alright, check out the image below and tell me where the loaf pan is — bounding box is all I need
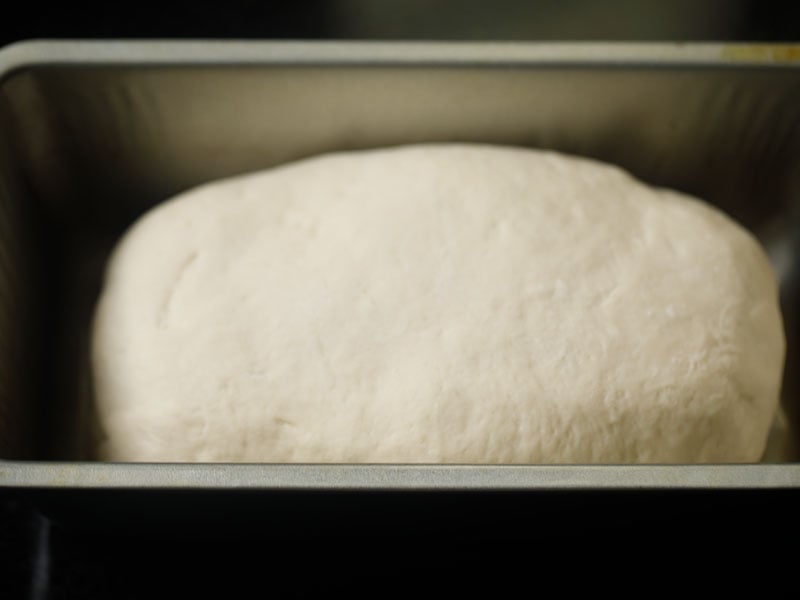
[0,41,799,501]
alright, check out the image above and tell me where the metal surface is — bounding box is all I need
[3,462,800,490]
[0,40,799,490]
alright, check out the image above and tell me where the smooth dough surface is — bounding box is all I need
[91,144,785,463]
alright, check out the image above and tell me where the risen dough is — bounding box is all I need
[91,144,785,463]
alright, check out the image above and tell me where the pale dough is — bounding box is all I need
[90,144,785,463]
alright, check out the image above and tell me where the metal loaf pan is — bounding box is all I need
[0,42,799,530]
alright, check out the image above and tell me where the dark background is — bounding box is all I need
[0,0,799,46]
[2,2,799,598]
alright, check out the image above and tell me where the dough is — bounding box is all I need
[91,143,785,463]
